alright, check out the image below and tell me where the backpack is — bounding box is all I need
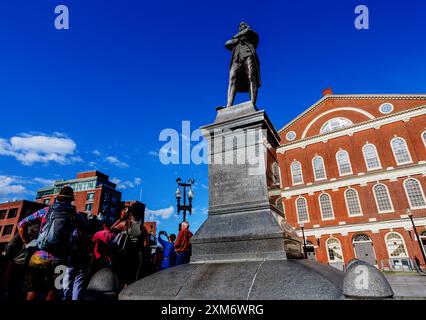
[111,229,130,255]
[36,203,77,257]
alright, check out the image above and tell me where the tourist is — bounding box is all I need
[174,221,193,265]
[63,212,89,301]
[158,231,176,270]
[90,219,116,275]
[17,186,84,300]
[151,246,163,272]
[111,204,148,287]
[2,223,39,300]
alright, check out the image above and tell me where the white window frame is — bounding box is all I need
[422,131,426,149]
[291,160,304,185]
[320,117,353,134]
[86,192,95,202]
[373,183,394,214]
[344,188,363,217]
[85,203,93,213]
[295,196,310,223]
[318,193,335,220]
[275,198,286,218]
[379,103,394,114]
[312,156,327,181]
[278,166,283,188]
[362,143,382,171]
[336,149,353,176]
[326,237,343,262]
[385,232,408,258]
[403,178,426,210]
[390,136,413,165]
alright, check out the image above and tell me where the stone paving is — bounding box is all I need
[385,273,426,299]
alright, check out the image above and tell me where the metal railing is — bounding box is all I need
[379,258,420,272]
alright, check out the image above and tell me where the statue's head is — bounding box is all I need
[239,22,249,31]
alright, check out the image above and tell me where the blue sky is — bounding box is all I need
[0,0,425,235]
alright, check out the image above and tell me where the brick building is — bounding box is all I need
[36,171,122,221]
[276,90,426,271]
[0,200,46,251]
[144,221,157,237]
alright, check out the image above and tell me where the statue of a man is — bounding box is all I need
[225,22,261,107]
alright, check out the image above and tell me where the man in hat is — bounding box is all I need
[18,186,87,300]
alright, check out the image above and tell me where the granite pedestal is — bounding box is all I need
[119,102,346,300]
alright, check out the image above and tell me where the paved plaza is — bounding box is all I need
[385,273,426,299]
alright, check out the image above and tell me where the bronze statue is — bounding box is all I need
[225,22,261,107]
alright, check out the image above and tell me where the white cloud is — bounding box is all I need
[0,133,78,166]
[34,178,56,186]
[0,175,33,202]
[111,177,142,190]
[105,156,129,169]
[91,150,130,169]
[148,150,159,157]
[88,161,98,168]
[145,206,174,220]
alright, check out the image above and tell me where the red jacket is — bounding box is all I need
[174,229,193,252]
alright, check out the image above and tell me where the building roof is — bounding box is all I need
[277,93,426,134]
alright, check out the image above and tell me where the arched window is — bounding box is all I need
[404,178,426,209]
[373,183,394,213]
[391,137,412,165]
[319,193,334,220]
[422,131,426,148]
[291,161,303,185]
[320,118,353,134]
[271,162,281,186]
[296,197,309,223]
[275,198,286,220]
[385,232,408,258]
[345,188,363,216]
[362,144,381,170]
[353,233,372,243]
[326,238,343,262]
[336,150,352,176]
[312,156,326,181]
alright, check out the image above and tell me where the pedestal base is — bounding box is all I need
[119,260,344,300]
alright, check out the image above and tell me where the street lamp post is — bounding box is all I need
[175,178,194,230]
[407,208,426,268]
[300,223,307,259]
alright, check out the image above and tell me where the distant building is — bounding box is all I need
[145,221,157,237]
[36,171,122,221]
[0,200,46,252]
[119,200,146,221]
[276,89,426,271]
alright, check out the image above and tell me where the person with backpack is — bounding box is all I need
[17,186,84,300]
[111,204,148,287]
[62,211,89,301]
